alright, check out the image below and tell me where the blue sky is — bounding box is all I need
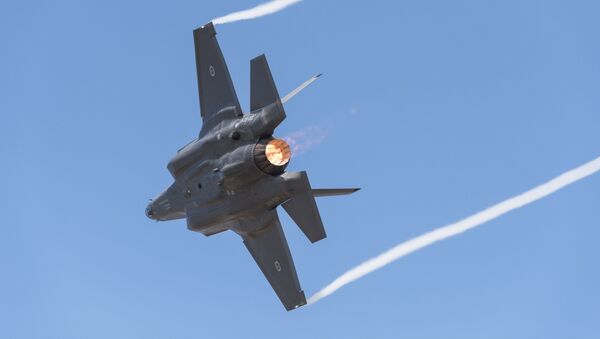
[2,0,599,338]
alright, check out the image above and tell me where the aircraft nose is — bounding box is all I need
[145,202,155,220]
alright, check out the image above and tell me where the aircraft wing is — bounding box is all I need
[241,211,307,311]
[193,22,241,125]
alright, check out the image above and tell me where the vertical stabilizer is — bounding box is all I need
[282,172,326,243]
[250,54,282,112]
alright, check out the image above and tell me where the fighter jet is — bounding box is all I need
[145,22,358,311]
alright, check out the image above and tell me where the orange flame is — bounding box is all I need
[265,139,291,166]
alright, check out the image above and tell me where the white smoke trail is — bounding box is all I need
[212,0,303,25]
[308,155,600,305]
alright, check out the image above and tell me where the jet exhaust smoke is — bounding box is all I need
[283,126,327,155]
[308,155,600,305]
[212,0,303,25]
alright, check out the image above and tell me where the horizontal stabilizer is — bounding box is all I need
[282,172,326,243]
[313,188,360,197]
[282,73,321,104]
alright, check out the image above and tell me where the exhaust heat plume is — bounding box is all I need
[308,155,600,305]
[283,126,327,155]
[212,0,303,25]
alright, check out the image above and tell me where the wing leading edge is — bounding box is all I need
[241,211,307,311]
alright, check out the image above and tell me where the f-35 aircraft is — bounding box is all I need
[146,22,358,310]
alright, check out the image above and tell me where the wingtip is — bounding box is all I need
[195,21,216,36]
[284,291,308,311]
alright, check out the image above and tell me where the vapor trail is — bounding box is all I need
[308,156,600,305]
[212,0,302,25]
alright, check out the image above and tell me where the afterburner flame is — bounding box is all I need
[265,139,291,166]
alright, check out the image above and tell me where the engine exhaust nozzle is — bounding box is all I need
[254,138,291,175]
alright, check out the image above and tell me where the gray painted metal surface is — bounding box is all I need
[146,22,358,311]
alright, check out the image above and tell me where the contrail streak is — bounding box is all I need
[212,0,303,25]
[308,155,600,305]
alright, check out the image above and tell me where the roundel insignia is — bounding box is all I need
[209,65,215,77]
[274,260,281,272]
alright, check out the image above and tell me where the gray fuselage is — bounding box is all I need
[145,104,302,237]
